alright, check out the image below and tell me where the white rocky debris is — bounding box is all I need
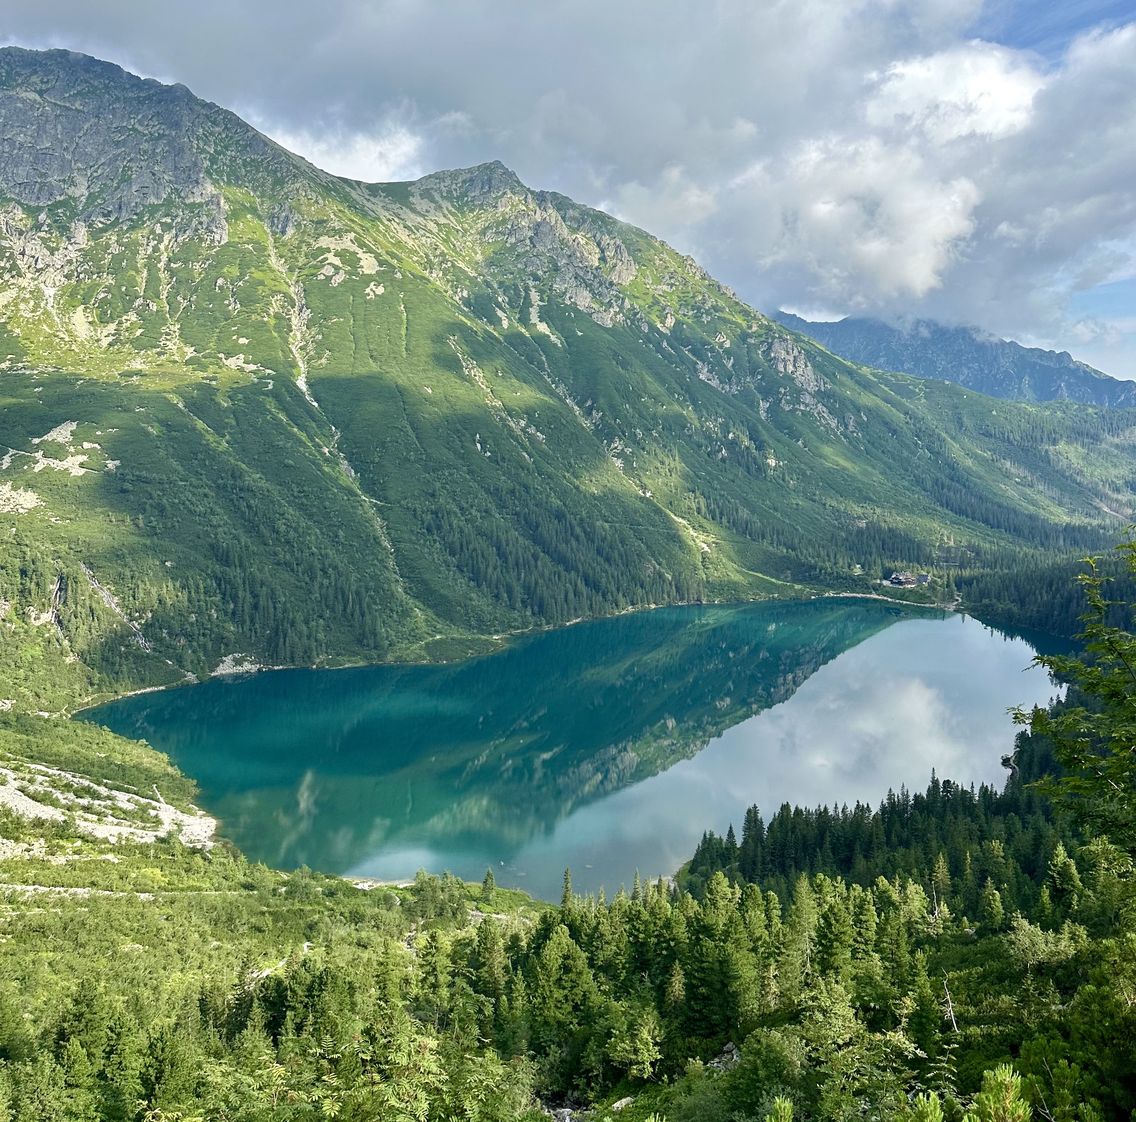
[0,760,216,849]
[31,420,78,446]
[526,285,562,345]
[315,234,382,275]
[708,1041,741,1072]
[221,353,267,373]
[212,652,264,676]
[0,482,40,513]
[31,451,90,475]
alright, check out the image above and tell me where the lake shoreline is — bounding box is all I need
[73,588,952,717]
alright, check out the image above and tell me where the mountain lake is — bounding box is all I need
[83,599,1062,900]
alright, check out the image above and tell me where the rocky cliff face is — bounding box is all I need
[774,311,1136,407]
[0,47,311,229]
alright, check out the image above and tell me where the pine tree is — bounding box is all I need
[932,852,953,915]
[980,879,1006,933]
[740,805,764,881]
[909,1092,946,1122]
[815,893,854,981]
[1013,545,1136,854]
[665,962,686,1009]
[416,931,451,1031]
[1047,843,1082,909]
[964,1065,1032,1122]
[907,953,942,1058]
[765,1097,794,1122]
[850,888,879,958]
[474,921,508,1009]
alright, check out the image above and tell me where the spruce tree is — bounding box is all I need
[980,879,1006,933]
[1013,545,1136,854]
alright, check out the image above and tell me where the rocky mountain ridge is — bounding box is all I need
[774,311,1136,407]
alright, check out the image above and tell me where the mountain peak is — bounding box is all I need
[0,45,194,106]
[0,45,303,225]
[411,159,527,202]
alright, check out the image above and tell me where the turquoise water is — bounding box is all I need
[84,600,1058,900]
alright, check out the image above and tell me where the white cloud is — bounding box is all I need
[865,43,1044,143]
[268,124,425,183]
[606,165,719,247]
[747,137,981,301]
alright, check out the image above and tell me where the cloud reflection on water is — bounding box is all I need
[348,616,1059,898]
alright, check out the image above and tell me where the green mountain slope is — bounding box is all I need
[2,47,1136,710]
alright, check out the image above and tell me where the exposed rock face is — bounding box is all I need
[452,180,643,328]
[598,233,637,284]
[708,1041,741,1072]
[775,311,1136,407]
[413,159,525,204]
[762,334,823,394]
[0,46,302,230]
[0,49,208,217]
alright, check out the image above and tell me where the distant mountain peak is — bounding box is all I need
[774,311,1135,407]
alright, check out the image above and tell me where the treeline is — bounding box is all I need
[684,490,943,587]
[419,480,704,624]
[958,549,1136,639]
[683,731,1070,910]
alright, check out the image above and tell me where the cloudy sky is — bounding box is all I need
[4,0,1135,375]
